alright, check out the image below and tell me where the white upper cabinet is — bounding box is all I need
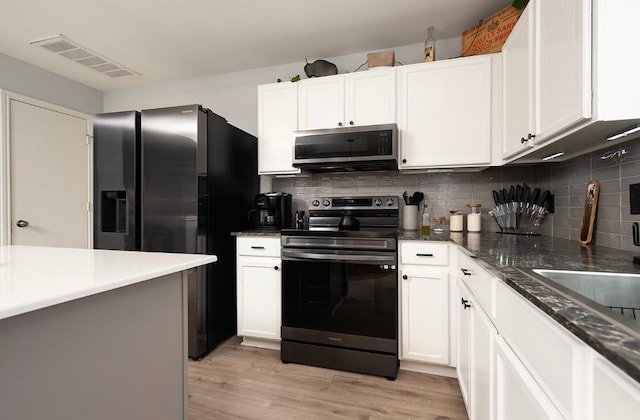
[502,0,640,163]
[298,68,396,130]
[535,0,591,144]
[344,68,396,127]
[257,82,300,175]
[502,4,536,159]
[503,0,591,159]
[397,55,495,169]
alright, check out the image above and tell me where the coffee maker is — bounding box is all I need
[252,192,293,230]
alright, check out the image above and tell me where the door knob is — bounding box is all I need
[16,220,29,228]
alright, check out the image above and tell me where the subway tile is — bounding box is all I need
[598,179,621,194]
[598,205,621,221]
[593,232,622,250]
[594,219,622,235]
[598,193,621,207]
[592,166,621,182]
[621,160,640,179]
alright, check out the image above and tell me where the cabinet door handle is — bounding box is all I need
[274,266,279,271]
[461,298,471,309]
[349,121,354,126]
[416,253,434,257]
[338,122,343,127]
[402,275,408,280]
[528,133,536,140]
[460,268,471,276]
[250,246,265,249]
[520,137,528,144]
[402,158,407,164]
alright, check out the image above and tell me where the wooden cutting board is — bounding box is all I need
[579,180,600,245]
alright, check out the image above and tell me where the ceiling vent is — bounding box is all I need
[29,34,140,79]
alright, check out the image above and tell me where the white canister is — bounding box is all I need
[403,205,419,230]
[450,210,463,232]
[467,203,482,232]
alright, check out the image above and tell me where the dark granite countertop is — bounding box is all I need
[444,232,640,383]
[232,230,281,237]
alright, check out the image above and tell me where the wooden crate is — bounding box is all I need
[367,51,395,68]
[462,5,524,57]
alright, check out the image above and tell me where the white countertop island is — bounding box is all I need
[0,245,216,420]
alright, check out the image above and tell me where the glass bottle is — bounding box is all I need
[424,26,436,62]
[421,204,431,235]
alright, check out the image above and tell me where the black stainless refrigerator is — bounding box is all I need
[94,104,259,359]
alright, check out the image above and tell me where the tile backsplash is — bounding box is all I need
[272,138,640,251]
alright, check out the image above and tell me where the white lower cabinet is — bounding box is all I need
[236,237,281,347]
[494,336,563,420]
[399,241,452,366]
[592,354,640,419]
[457,279,496,420]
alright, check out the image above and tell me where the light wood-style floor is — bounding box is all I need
[188,337,468,420]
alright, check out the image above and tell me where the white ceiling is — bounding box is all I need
[0,0,512,92]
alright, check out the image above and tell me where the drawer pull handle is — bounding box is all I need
[402,275,408,280]
[416,253,434,257]
[250,246,265,249]
[461,298,471,309]
[460,268,471,276]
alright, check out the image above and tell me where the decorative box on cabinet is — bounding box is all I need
[298,68,396,130]
[257,82,300,175]
[236,236,281,349]
[399,241,454,369]
[397,54,500,169]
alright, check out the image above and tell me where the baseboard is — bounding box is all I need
[400,360,457,378]
[240,336,281,350]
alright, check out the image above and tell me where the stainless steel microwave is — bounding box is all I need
[292,123,398,173]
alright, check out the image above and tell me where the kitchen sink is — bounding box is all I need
[532,269,640,326]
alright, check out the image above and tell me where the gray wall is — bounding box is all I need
[0,53,103,114]
[273,137,640,252]
[103,38,463,137]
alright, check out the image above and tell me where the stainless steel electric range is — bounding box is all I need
[280,196,399,380]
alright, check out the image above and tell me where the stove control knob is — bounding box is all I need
[323,199,331,207]
[373,198,383,207]
[386,198,395,206]
[311,199,320,207]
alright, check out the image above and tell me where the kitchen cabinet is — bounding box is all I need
[592,353,640,419]
[236,236,281,348]
[494,336,563,419]
[456,255,496,420]
[397,55,495,169]
[257,82,300,175]
[298,68,396,130]
[494,278,587,419]
[502,0,591,160]
[399,241,452,365]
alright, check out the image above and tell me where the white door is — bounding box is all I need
[298,75,345,130]
[345,68,396,126]
[237,257,281,340]
[7,97,91,248]
[401,267,450,364]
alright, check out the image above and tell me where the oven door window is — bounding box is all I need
[282,259,397,339]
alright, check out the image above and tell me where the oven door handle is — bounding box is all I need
[282,250,396,265]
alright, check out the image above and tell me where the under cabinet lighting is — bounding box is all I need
[542,152,565,161]
[607,124,640,141]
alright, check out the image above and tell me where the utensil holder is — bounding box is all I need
[403,205,419,230]
[488,202,548,236]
